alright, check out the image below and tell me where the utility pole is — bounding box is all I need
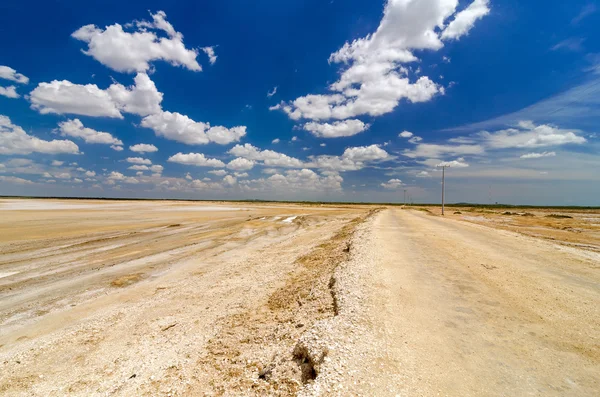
[437,164,450,216]
[442,166,445,215]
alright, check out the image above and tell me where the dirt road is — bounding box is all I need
[366,209,599,396]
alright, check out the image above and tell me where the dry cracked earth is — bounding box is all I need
[0,199,598,396]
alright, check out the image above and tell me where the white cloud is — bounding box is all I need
[228,143,304,168]
[208,169,228,176]
[51,160,64,166]
[0,86,20,99]
[0,175,34,185]
[399,130,413,138]
[404,143,484,158]
[58,119,123,146]
[85,170,96,177]
[320,143,326,147]
[0,115,80,155]
[479,121,587,148]
[0,65,29,84]
[416,170,431,177]
[303,119,369,138]
[381,179,403,189]
[72,11,201,73]
[30,73,162,118]
[126,157,151,165]
[441,0,491,40]
[30,80,122,118]
[106,73,163,116]
[185,172,192,180]
[227,157,255,171]
[291,136,298,142]
[408,136,423,143]
[107,171,139,184]
[129,165,149,171]
[274,0,490,123]
[271,138,280,144]
[520,151,556,159]
[202,46,217,65]
[167,152,225,167]
[73,178,83,184]
[111,145,124,151]
[150,164,163,174]
[234,172,249,178]
[244,169,343,192]
[130,143,158,153]
[342,144,390,162]
[223,175,237,186]
[309,144,391,172]
[141,110,246,145]
[267,86,278,98]
[437,158,469,167]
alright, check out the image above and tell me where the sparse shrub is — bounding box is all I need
[545,214,573,219]
[454,211,462,214]
[521,213,535,217]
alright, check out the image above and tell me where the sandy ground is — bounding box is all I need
[1,200,599,396]
[0,199,368,396]
[424,206,600,253]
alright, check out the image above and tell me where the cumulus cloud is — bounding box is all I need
[111,145,124,151]
[436,158,469,167]
[242,169,343,192]
[271,138,280,144]
[520,151,556,159]
[0,65,29,84]
[167,152,225,167]
[381,179,403,189]
[107,171,139,184]
[72,11,201,73]
[227,157,255,171]
[29,73,162,118]
[309,144,391,172]
[128,165,149,171]
[416,170,431,177]
[267,86,278,98]
[141,110,246,145]
[208,169,228,176]
[303,119,369,138]
[126,157,152,165]
[202,46,217,65]
[399,130,414,138]
[0,115,80,155]
[0,86,20,99]
[228,143,304,168]
[441,0,491,40]
[57,119,123,146]
[30,80,122,118]
[223,174,237,186]
[130,143,158,153]
[273,0,489,123]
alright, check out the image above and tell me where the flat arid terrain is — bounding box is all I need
[0,199,599,396]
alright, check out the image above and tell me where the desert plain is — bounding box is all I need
[0,198,598,396]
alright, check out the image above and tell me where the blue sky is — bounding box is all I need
[1,0,599,205]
